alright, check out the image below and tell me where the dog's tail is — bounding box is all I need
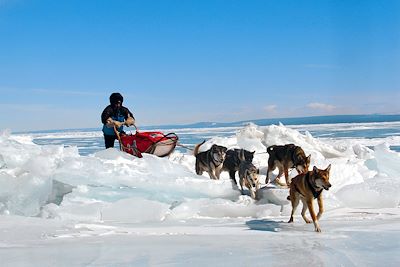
[267,145,276,154]
[193,140,206,156]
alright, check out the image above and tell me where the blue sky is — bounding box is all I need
[1,0,399,131]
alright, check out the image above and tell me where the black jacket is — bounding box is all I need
[101,105,134,124]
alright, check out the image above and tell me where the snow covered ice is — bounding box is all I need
[0,123,399,266]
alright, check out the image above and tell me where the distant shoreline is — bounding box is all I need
[16,114,400,134]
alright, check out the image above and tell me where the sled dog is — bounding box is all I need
[266,144,310,186]
[194,140,227,180]
[287,164,331,232]
[222,148,255,184]
[238,149,260,199]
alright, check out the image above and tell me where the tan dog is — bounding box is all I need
[288,164,331,232]
[266,144,311,186]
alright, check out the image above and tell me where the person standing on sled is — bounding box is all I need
[101,92,135,148]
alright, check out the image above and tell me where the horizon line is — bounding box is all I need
[12,113,400,134]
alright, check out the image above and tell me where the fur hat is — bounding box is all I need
[109,92,123,105]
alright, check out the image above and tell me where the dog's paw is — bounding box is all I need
[315,226,322,233]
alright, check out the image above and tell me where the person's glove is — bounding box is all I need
[114,121,123,128]
[125,117,135,126]
[105,118,114,128]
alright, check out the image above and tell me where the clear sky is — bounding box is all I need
[1,0,399,132]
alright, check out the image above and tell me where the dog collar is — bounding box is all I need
[306,173,322,199]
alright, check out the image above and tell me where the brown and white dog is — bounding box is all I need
[287,164,332,232]
[193,140,227,180]
[266,144,311,186]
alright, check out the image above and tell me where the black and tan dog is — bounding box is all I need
[287,164,331,232]
[193,140,227,180]
[266,144,311,186]
[238,149,260,199]
[222,148,255,184]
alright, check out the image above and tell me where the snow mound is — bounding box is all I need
[1,123,399,222]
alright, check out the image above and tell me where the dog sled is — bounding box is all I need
[114,126,178,158]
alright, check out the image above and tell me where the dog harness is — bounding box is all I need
[294,173,322,199]
[306,173,323,199]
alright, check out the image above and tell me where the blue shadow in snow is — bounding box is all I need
[246,219,287,232]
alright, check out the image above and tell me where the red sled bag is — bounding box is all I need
[117,130,178,158]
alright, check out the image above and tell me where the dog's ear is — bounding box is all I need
[307,155,311,162]
[210,144,217,152]
[267,145,275,153]
[251,151,255,155]
[313,166,318,174]
[325,164,331,173]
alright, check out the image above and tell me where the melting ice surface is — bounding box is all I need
[1,123,400,266]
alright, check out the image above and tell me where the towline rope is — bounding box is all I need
[176,143,195,151]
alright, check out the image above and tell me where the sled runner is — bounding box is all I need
[114,126,178,158]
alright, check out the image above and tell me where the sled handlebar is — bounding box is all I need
[113,122,138,143]
[129,123,138,131]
